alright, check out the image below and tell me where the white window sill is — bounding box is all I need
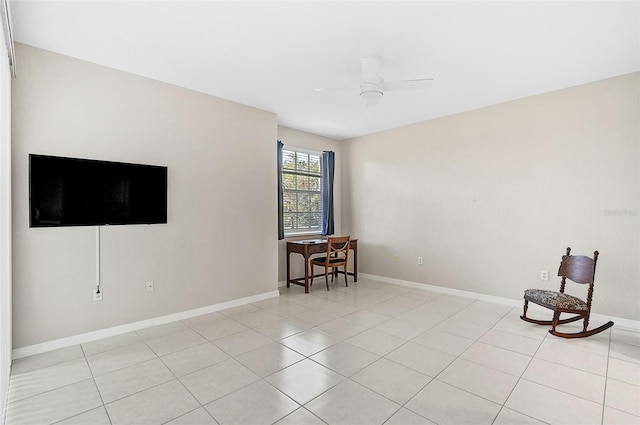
[284,230,322,239]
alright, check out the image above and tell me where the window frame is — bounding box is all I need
[281,146,323,237]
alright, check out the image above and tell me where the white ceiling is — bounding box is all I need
[8,1,640,140]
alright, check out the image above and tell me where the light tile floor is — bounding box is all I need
[5,278,640,425]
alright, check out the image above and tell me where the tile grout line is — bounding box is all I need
[491,314,552,425]
[64,344,113,425]
[154,344,217,425]
[354,298,511,423]
[265,289,429,423]
[600,328,612,425]
[411,304,517,423]
[6,281,638,425]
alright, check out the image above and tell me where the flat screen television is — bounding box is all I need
[29,154,168,227]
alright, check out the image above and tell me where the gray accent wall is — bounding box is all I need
[12,44,278,348]
[342,72,640,321]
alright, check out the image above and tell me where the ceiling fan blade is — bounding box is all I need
[313,86,355,93]
[383,78,434,91]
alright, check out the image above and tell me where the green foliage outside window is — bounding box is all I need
[282,149,322,233]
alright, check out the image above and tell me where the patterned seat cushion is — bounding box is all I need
[524,289,588,311]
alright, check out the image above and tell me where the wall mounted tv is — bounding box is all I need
[29,154,168,227]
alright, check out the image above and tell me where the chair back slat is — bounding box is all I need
[322,236,349,264]
[557,253,597,284]
[310,236,352,291]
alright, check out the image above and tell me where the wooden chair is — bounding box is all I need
[310,236,350,291]
[520,247,613,338]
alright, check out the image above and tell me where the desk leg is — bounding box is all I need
[304,252,309,293]
[286,249,291,288]
[354,246,358,282]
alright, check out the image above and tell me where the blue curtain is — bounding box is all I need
[277,141,284,240]
[321,151,335,236]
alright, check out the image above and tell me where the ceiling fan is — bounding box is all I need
[315,55,434,106]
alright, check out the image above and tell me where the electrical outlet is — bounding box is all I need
[93,288,102,301]
[418,256,423,265]
[146,280,154,292]
[540,270,549,281]
[394,255,400,263]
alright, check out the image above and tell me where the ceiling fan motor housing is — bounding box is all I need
[360,78,384,106]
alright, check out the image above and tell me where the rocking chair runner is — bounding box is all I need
[520,247,614,338]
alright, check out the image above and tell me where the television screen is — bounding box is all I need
[29,154,168,227]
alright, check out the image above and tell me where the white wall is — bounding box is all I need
[276,126,343,284]
[0,26,12,425]
[343,73,640,321]
[12,44,279,348]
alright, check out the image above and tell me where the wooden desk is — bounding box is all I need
[286,239,358,293]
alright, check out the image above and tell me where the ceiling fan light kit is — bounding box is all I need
[360,89,383,106]
[360,80,384,106]
[316,54,434,107]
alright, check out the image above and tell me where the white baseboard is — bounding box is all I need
[16,275,637,360]
[360,273,640,331]
[12,290,280,360]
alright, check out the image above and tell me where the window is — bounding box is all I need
[281,148,322,235]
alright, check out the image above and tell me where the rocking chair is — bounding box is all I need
[520,247,614,338]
